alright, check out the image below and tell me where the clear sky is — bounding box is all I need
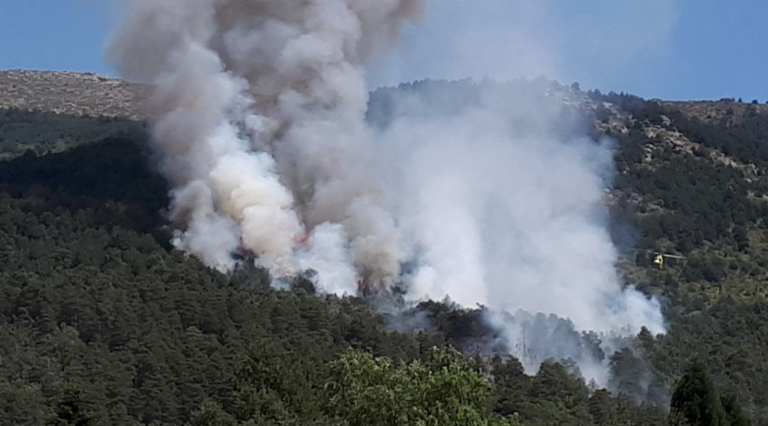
[0,1,766,102]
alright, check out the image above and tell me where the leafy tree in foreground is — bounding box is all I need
[721,393,751,426]
[324,347,518,426]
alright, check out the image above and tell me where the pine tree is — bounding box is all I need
[46,385,97,426]
[588,389,613,426]
[721,393,750,426]
[669,360,725,426]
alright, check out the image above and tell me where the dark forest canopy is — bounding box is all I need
[2,78,768,425]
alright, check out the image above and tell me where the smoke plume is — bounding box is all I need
[107,1,667,385]
[107,0,424,293]
[368,80,664,335]
[366,79,665,387]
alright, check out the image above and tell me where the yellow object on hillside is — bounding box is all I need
[653,253,686,269]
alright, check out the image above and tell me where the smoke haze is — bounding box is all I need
[106,1,670,385]
[366,80,665,386]
[369,0,679,96]
[368,81,664,335]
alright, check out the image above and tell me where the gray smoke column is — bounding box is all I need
[106,0,424,293]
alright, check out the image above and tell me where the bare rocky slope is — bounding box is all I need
[0,69,150,120]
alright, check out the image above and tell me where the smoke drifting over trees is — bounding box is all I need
[106,0,665,384]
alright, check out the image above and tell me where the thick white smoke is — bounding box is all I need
[107,1,666,385]
[374,83,665,335]
[367,80,665,384]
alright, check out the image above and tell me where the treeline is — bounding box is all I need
[0,107,146,160]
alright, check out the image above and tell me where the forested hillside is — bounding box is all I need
[0,108,145,160]
[1,77,767,425]
[594,89,768,423]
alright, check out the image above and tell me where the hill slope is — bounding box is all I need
[0,70,150,119]
[2,72,767,425]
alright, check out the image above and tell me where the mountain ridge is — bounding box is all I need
[0,69,150,120]
[2,69,768,425]
[3,69,762,120]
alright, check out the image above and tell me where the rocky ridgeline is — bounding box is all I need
[0,69,151,120]
[658,98,768,125]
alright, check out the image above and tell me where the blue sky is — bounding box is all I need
[0,1,766,101]
[0,1,113,74]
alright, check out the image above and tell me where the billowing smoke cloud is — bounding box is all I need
[106,1,667,386]
[106,0,424,293]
